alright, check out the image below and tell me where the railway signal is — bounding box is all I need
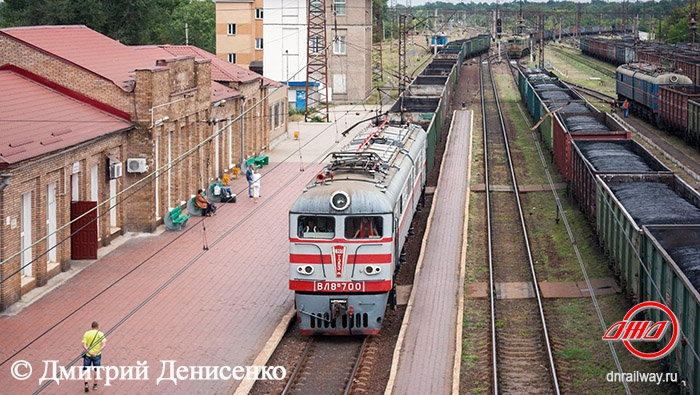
[496,18,502,38]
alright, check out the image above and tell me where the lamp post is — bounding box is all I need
[240,96,247,171]
[285,50,289,83]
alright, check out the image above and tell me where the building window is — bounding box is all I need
[228,24,236,35]
[256,8,263,19]
[333,74,347,94]
[333,0,346,15]
[255,38,264,50]
[228,53,236,63]
[333,35,346,55]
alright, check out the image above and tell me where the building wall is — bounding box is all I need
[0,133,128,309]
[263,0,307,83]
[215,0,264,70]
[0,28,280,310]
[260,0,372,103]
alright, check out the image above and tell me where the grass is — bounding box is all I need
[459,51,680,394]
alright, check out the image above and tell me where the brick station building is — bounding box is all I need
[0,25,287,310]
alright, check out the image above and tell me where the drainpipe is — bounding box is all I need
[0,174,11,192]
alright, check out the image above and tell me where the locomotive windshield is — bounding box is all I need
[345,216,383,239]
[298,216,335,239]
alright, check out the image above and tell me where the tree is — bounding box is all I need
[0,0,107,29]
[160,0,215,53]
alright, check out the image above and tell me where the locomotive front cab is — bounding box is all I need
[289,211,395,335]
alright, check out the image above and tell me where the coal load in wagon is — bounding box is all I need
[579,142,653,172]
[548,102,590,114]
[565,115,610,133]
[610,183,700,225]
[668,245,700,292]
[538,90,574,101]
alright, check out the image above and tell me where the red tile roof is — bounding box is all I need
[212,81,241,102]
[155,45,261,84]
[0,69,133,165]
[0,25,156,92]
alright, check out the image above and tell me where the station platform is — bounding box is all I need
[0,105,380,394]
[386,110,473,395]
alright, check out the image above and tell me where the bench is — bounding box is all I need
[187,197,204,216]
[209,183,237,203]
[164,206,191,231]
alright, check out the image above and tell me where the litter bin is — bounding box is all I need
[254,155,269,167]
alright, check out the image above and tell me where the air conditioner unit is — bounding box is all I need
[109,162,123,179]
[127,158,148,173]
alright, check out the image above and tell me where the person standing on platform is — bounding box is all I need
[82,321,106,392]
[623,99,629,118]
[246,163,255,198]
[252,168,262,203]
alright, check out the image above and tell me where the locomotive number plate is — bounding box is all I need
[315,281,365,292]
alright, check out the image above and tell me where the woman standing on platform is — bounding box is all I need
[252,169,262,203]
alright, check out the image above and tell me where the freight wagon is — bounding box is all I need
[596,173,700,300]
[642,225,700,393]
[570,140,673,225]
[552,111,629,181]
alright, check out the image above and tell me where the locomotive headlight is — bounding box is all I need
[297,265,314,275]
[364,265,381,275]
[330,191,350,211]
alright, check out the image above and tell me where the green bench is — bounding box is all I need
[187,197,204,216]
[165,206,191,231]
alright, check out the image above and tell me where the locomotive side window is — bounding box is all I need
[345,216,382,239]
[298,216,335,239]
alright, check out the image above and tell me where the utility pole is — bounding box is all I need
[690,0,697,44]
[539,14,544,69]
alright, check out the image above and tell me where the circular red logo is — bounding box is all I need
[620,301,680,360]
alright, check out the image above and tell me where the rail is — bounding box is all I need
[480,53,561,394]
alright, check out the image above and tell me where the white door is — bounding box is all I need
[90,165,99,237]
[109,179,117,228]
[46,183,57,263]
[21,192,32,277]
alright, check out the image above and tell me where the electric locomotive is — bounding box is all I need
[616,63,693,125]
[506,34,531,59]
[289,121,427,335]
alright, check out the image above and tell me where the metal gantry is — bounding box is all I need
[305,0,330,122]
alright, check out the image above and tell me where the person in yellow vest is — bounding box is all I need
[82,321,106,392]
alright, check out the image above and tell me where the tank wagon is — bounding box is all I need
[289,122,427,335]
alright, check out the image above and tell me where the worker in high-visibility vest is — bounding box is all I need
[623,99,629,118]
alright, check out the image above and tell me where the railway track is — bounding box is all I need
[550,46,616,79]
[281,336,367,395]
[480,54,560,395]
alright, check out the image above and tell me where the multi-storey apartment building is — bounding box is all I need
[216,0,372,104]
[215,0,265,74]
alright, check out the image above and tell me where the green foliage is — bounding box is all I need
[0,0,215,51]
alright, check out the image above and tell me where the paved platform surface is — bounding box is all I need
[387,110,473,395]
[0,105,378,394]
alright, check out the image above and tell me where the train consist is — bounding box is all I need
[506,25,613,59]
[580,36,700,148]
[289,34,490,335]
[615,63,693,125]
[518,67,700,394]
